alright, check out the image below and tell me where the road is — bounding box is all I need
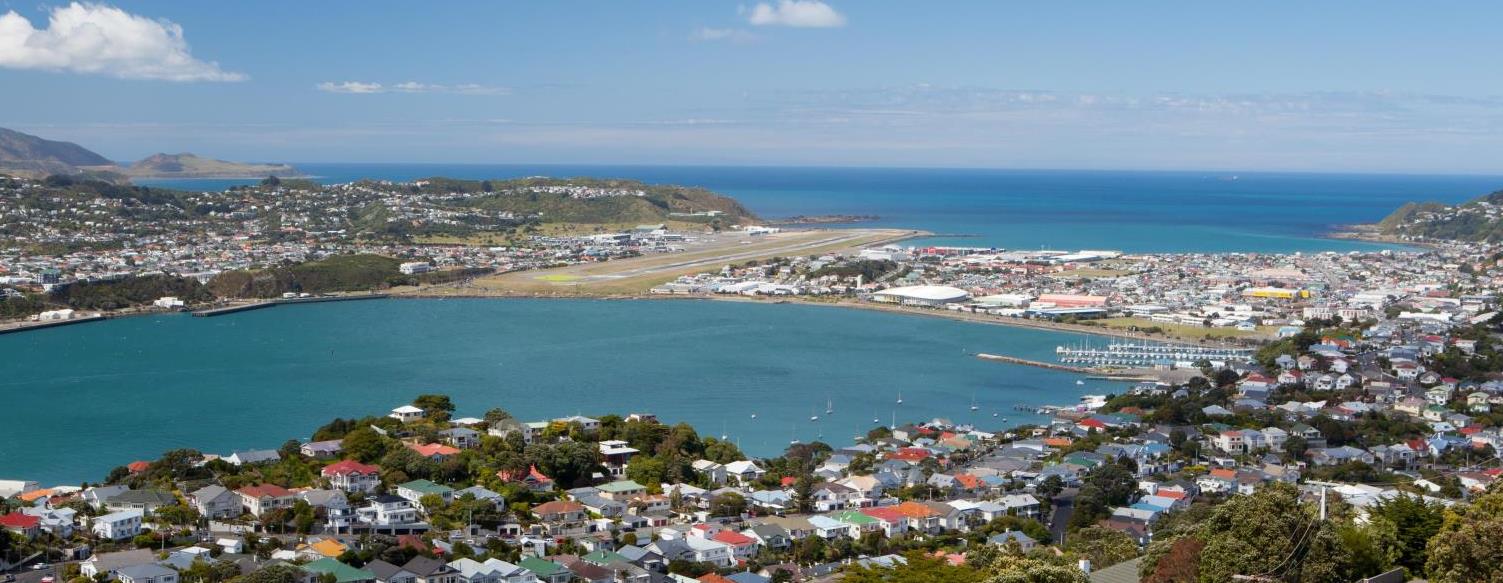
[1049,488,1079,545]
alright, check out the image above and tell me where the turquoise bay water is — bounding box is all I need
[140,166,1503,253]
[1,299,1107,485]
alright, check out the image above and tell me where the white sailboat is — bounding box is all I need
[825,397,834,416]
[896,391,904,405]
[970,393,979,411]
[810,407,820,422]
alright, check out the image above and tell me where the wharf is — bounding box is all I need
[192,293,388,317]
[0,314,107,335]
[974,352,1157,380]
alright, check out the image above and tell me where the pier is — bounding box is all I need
[974,353,1158,380]
[192,293,388,317]
[0,314,107,335]
[1055,341,1252,367]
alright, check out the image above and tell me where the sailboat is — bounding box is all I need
[750,413,757,419]
[896,391,904,405]
[810,407,820,422]
[873,413,881,424]
[790,425,800,445]
[970,393,980,411]
[825,397,834,416]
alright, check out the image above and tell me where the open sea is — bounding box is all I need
[10,166,1503,484]
[140,165,1503,253]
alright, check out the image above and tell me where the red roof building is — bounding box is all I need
[321,460,380,476]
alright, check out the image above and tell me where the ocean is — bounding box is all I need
[17,166,1503,484]
[139,165,1503,253]
[3,299,1106,485]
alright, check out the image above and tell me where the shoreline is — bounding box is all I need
[1325,223,1439,249]
[0,288,1257,348]
[389,291,1255,348]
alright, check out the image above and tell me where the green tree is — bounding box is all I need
[1426,492,1503,582]
[1369,494,1444,575]
[413,394,456,422]
[342,426,389,463]
[483,408,514,427]
[292,500,316,534]
[1064,526,1140,570]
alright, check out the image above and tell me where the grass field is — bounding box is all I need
[1085,317,1273,341]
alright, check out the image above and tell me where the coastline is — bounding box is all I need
[1326,223,1439,249]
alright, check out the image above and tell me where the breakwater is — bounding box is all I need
[192,293,389,317]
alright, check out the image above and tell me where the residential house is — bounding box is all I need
[190,485,243,519]
[324,460,382,494]
[237,484,296,517]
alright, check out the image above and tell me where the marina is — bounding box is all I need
[1055,341,1254,367]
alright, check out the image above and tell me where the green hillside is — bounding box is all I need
[1377,189,1503,242]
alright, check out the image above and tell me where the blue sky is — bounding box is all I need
[2,1,1503,173]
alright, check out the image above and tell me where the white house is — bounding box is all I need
[322,460,382,494]
[190,485,243,519]
[391,406,426,423]
[725,460,766,485]
[447,558,537,583]
[91,509,144,540]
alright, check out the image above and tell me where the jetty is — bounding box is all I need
[192,293,388,317]
[974,353,1158,380]
[0,314,107,336]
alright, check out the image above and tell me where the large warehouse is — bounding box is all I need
[871,285,970,307]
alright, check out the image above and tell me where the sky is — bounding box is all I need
[2,1,1503,173]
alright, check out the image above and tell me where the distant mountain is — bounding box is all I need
[0,127,116,178]
[124,153,300,179]
[0,127,300,181]
[1375,189,1503,242]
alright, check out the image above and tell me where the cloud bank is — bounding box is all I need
[746,1,846,28]
[317,81,509,95]
[0,2,244,81]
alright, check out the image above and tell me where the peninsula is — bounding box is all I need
[0,127,302,181]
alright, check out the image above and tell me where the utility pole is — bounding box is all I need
[1319,485,1328,521]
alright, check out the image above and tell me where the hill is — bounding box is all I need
[124,153,301,179]
[0,127,114,178]
[410,176,760,226]
[1375,189,1503,242]
[0,127,301,181]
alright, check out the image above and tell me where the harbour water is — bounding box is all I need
[139,165,1503,253]
[1,298,1110,484]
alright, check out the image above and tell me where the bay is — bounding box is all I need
[2,298,1106,485]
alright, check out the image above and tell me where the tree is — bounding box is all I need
[1140,483,1384,583]
[483,408,514,427]
[1426,492,1503,582]
[1037,475,1065,499]
[1064,526,1140,570]
[1369,494,1443,575]
[292,500,316,534]
[342,426,389,463]
[413,394,456,422]
[241,564,302,583]
[709,492,747,517]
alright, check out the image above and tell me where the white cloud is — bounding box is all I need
[317,81,509,95]
[317,81,384,94]
[0,2,244,81]
[691,27,758,43]
[745,0,846,28]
